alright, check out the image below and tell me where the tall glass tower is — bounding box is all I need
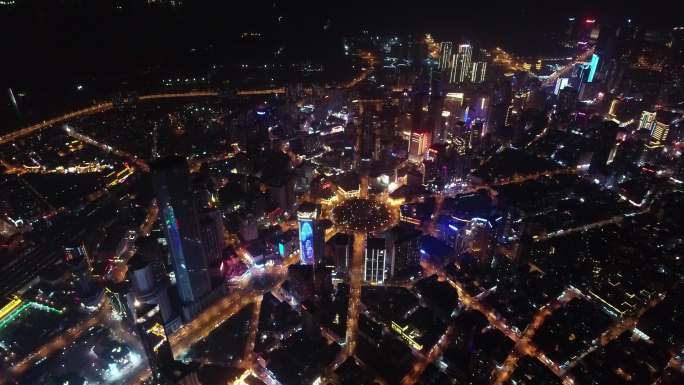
[151,157,211,311]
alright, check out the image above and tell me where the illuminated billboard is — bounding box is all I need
[299,220,315,264]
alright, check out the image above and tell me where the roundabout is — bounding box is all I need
[331,197,393,233]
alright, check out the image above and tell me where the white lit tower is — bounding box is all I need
[457,44,473,83]
[439,42,453,70]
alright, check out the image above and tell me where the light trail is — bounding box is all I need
[541,47,595,88]
[491,289,576,385]
[400,325,456,385]
[333,232,366,366]
[242,295,263,367]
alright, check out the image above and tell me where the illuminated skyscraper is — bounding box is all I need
[470,61,487,83]
[651,121,670,143]
[298,202,325,265]
[645,110,674,148]
[439,42,453,70]
[449,53,460,83]
[151,157,210,320]
[448,44,476,84]
[639,111,656,130]
[408,131,431,162]
[364,237,390,284]
[457,44,472,83]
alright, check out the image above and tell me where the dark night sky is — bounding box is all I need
[0,0,678,115]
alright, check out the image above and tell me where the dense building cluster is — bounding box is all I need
[0,3,684,385]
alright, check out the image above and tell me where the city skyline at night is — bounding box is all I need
[1,2,684,385]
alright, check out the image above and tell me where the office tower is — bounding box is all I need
[554,78,570,95]
[447,44,474,84]
[129,301,176,384]
[277,230,296,258]
[671,27,684,87]
[449,53,460,83]
[364,236,390,284]
[390,225,422,273]
[470,61,487,83]
[128,295,201,385]
[199,209,225,266]
[457,44,473,83]
[326,233,351,275]
[589,121,619,174]
[408,131,431,162]
[239,214,259,242]
[607,98,621,119]
[359,112,377,161]
[554,86,579,129]
[128,253,182,333]
[645,110,675,149]
[463,218,493,265]
[267,176,296,211]
[65,244,103,308]
[67,252,92,298]
[489,78,513,136]
[639,111,656,130]
[151,157,211,320]
[557,86,578,112]
[651,120,670,144]
[64,243,90,264]
[437,216,460,248]
[298,202,325,265]
[587,53,599,83]
[439,42,453,70]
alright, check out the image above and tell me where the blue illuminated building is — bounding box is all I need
[297,202,324,265]
[587,53,599,83]
[151,157,211,320]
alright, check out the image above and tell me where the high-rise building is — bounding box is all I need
[489,78,513,136]
[129,302,176,384]
[239,214,259,242]
[639,110,673,149]
[298,202,325,266]
[267,177,296,211]
[457,44,473,83]
[645,110,675,149]
[554,77,570,95]
[199,209,225,266]
[65,244,103,309]
[439,42,453,70]
[359,112,378,161]
[449,53,460,83]
[390,225,422,273]
[671,27,684,87]
[408,131,431,162]
[470,61,487,83]
[128,253,182,333]
[364,237,390,284]
[326,233,352,275]
[589,120,619,174]
[651,120,670,144]
[639,110,657,130]
[151,157,211,320]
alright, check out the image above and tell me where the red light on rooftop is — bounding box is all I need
[585,19,596,24]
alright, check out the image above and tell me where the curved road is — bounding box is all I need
[0,88,287,145]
